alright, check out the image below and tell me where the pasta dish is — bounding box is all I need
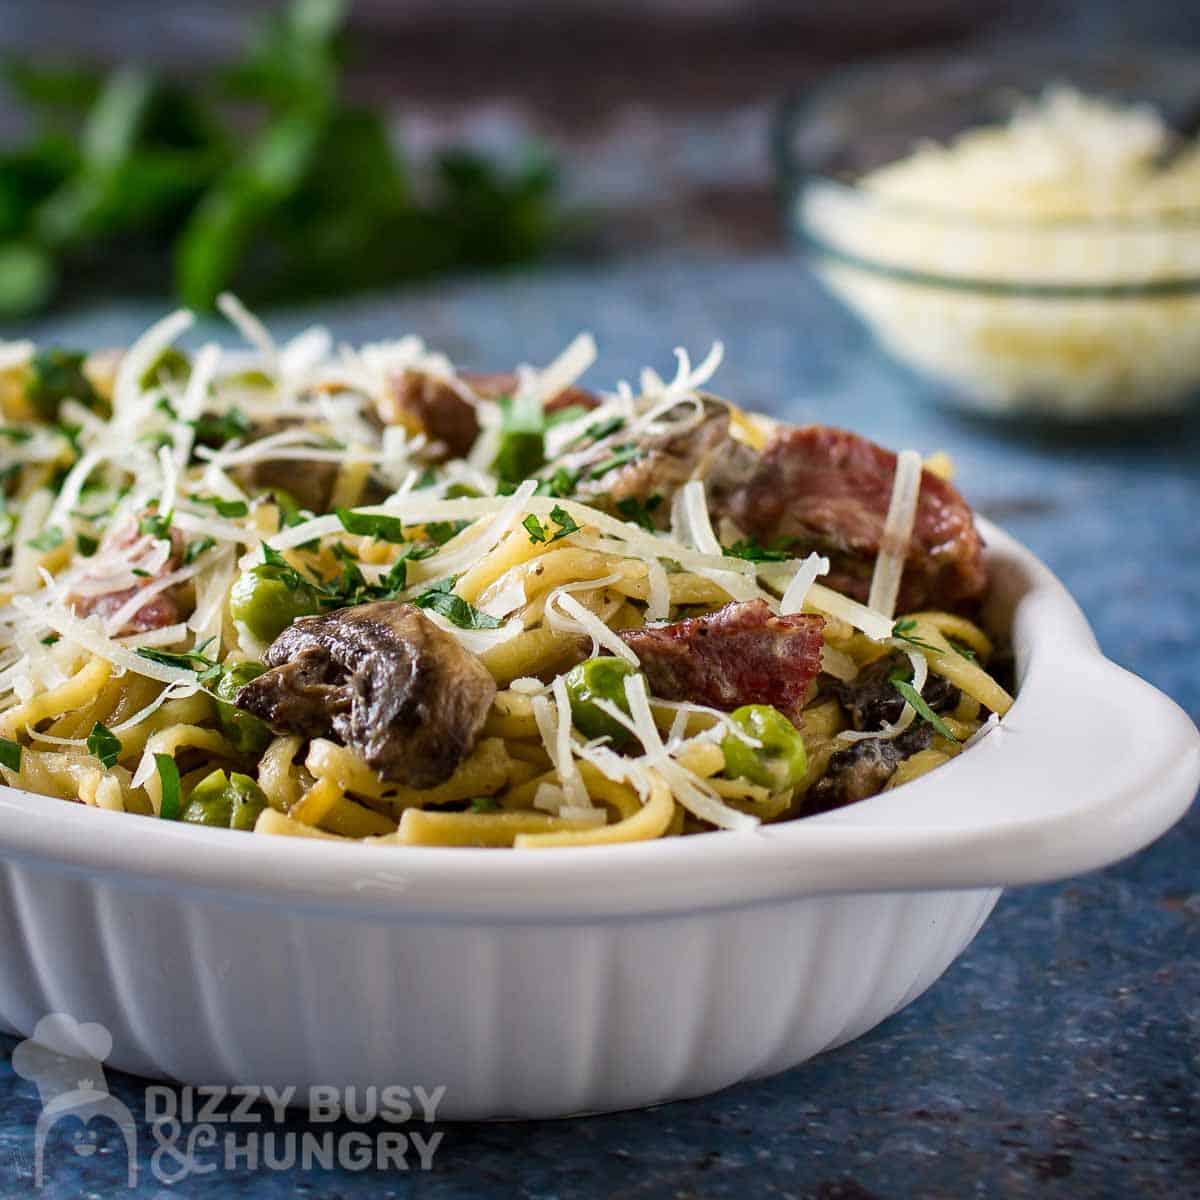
[0,300,1012,847]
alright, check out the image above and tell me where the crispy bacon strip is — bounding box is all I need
[619,599,825,720]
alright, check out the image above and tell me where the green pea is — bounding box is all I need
[213,661,272,754]
[229,566,321,643]
[182,769,268,831]
[721,705,807,791]
[565,657,640,745]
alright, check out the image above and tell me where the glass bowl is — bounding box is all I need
[773,46,1200,420]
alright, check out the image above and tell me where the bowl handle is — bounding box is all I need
[804,643,1200,891]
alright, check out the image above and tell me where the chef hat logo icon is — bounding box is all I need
[12,1013,137,1188]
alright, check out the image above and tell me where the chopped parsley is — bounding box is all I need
[412,580,502,630]
[889,674,960,743]
[890,619,943,655]
[468,796,502,813]
[615,494,663,531]
[76,533,99,556]
[567,414,625,449]
[27,526,64,551]
[587,443,641,480]
[183,536,216,565]
[723,536,797,563]
[0,737,21,772]
[139,508,174,541]
[188,493,249,519]
[424,520,467,546]
[189,407,252,446]
[136,639,221,684]
[336,508,407,544]
[534,467,579,499]
[86,721,122,769]
[154,754,182,820]
[522,505,580,545]
[0,426,32,443]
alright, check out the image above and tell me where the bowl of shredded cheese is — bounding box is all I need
[776,48,1200,419]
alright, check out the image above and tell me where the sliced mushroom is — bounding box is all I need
[825,651,960,733]
[234,601,497,788]
[807,724,933,812]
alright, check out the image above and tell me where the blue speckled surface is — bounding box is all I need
[1,254,1197,1198]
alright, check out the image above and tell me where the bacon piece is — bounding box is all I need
[68,518,185,635]
[618,599,825,719]
[722,426,986,611]
[380,370,598,461]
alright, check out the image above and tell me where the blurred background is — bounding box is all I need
[0,0,1197,320]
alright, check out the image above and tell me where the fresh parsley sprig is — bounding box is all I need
[0,737,21,772]
[722,536,798,563]
[335,508,407,544]
[86,721,122,768]
[523,505,580,545]
[889,673,960,743]
[890,618,944,655]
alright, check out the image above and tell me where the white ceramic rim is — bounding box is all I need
[0,517,1196,922]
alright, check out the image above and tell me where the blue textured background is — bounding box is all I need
[1,254,1197,1197]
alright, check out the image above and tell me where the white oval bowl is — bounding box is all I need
[0,518,1195,1118]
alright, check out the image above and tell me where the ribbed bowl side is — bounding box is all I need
[0,862,999,1119]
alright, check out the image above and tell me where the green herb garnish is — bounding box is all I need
[468,796,501,813]
[136,638,220,683]
[189,493,248,518]
[424,520,467,546]
[183,536,216,565]
[190,407,253,446]
[138,508,173,541]
[0,737,21,771]
[534,467,579,499]
[412,584,502,630]
[722,536,796,563]
[154,754,182,820]
[86,721,122,768]
[27,526,64,551]
[523,505,579,545]
[890,619,943,655]
[336,508,407,544]
[587,443,641,480]
[615,494,663,531]
[890,675,960,743]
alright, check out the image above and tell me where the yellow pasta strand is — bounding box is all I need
[306,736,511,808]
[514,774,674,848]
[0,657,112,738]
[394,808,606,848]
[258,735,304,811]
